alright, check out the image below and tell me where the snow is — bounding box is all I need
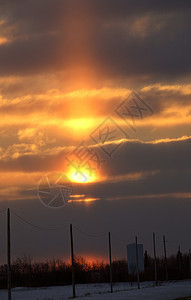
[0,281,191,300]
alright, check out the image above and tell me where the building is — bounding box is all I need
[127,243,144,275]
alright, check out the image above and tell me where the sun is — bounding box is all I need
[67,165,97,183]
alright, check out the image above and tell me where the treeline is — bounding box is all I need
[0,251,190,288]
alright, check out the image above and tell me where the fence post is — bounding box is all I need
[153,232,158,286]
[163,235,168,281]
[7,208,11,300]
[135,236,140,289]
[70,224,76,298]
[108,232,113,293]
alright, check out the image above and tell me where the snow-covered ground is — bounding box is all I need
[0,281,191,300]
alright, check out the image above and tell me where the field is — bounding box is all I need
[1,281,191,300]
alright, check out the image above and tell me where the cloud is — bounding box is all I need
[18,128,54,147]
[0,86,191,135]
[0,1,191,83]
[0,136,190,197]
[1,136,190,218]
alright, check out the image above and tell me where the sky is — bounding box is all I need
[0,0,191,264]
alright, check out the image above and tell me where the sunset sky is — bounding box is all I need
[0,0,191,263]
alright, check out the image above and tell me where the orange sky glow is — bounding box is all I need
[0,1,191,262]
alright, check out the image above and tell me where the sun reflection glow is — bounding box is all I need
[65,118,97,132]
[68,198,100,203]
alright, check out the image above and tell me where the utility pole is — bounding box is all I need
[135,236,140,289]
[163,235,168,281]
[108,232,113,293]
[70,224,75,298]
[153,232,157,286]
[7,208,11,300]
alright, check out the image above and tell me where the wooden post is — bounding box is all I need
[7,208,11,300]
[70,224,76,298]
[153,232,157,286]
[163,235,168,281]
[135,236,140,289]
[189,249,191,276]
[178,246,181,273]
[108,232,113,293]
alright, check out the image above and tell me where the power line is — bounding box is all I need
[73,225,107,238]
[11,209,67,231]
[111,232,134,244]
[8,209,111,237]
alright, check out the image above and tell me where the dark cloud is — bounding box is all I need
[0,1,191,82]
[73,138,191,199]
[141,89,191,113]
[106,139,191,175]
[1,137,190,171]
[1,138,191,198]
[5,0,191,29]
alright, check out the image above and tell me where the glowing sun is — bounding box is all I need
[67,165,97,183]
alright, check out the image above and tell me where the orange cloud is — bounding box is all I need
[141,84,191,95]
[0,37,8,45]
